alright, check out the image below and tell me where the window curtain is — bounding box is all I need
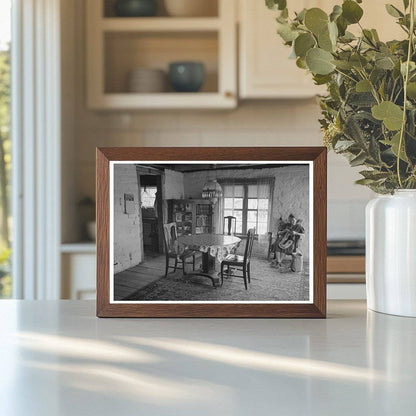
[214,196,224,234]
[247,178,273,235]
[12,0,62,299]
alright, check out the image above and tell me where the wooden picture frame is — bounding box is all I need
[97,147,327,318]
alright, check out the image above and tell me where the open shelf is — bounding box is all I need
[86,0,236,109]
[61,242,96,254]
[103,0,219,18]
[101,17,221,32]
[104,31,219,94]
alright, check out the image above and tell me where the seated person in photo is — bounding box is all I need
[292,219,305,254]
[269,217,285,254]
[271,215,305,271]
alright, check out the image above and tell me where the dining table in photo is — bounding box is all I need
[177,233,241,287]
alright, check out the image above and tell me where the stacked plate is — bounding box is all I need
[127,68,167,93]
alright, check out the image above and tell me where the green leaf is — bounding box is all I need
[334,139,355,152]
[369,136,381,162]
[294,33,315,57]
[356,79,372,92]
[372,101,404,130]
[277,23,299,42]
[330,5,343,22]
[306,48,335,75]
[381,132,409,162]
[296,57,307,69]
[371,29,380,42]
[356,178,377,185]
[295,8,307,22]
[304,8,329,35]
[333,59,353,70]
[328,21,338,45]
[340,31,356,42]
[313,74,332,85]
[336,15,348,36]
[375,56,395,70]
[401,61,416,76]
[385,4,403,18]
[407,82,416,99]
[362,29,375,44]
[350,152,368,167]
[350,53,368,69]
[349,92,377,107]
[318,31,334,52]
[360,170,392,180]
[403,0,410,9]
[266,0,287,11]
[342,0,363,24]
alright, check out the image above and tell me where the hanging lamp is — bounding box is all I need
[202,167,223,204]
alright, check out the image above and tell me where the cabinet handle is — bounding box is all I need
[225,91,234,98]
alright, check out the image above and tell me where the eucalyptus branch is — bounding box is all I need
[397,0,415,188]
[358,69,381,104]
[334,68,358,83]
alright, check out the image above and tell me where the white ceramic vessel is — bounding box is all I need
[366,190,416,317]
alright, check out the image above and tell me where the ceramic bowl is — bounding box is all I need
[168,62,205,93]
[114,0,158,17]
[127,68,167,93]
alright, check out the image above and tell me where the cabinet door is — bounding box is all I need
[239,0,404,99]
[239,0,321,99]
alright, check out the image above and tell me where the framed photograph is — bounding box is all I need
[96,147,327,318]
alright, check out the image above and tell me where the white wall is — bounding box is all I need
[163,169,184,199]
[113,164,143,273]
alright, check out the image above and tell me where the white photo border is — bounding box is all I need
[109,161,314,304]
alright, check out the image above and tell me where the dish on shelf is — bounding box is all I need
[169,62,205,92]
[114,0,158,17]
[164,0,217,17]
[127,68,167,93]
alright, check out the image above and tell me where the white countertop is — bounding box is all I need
[0,300,415,415]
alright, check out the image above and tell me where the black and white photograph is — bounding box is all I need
[110,161,313,303]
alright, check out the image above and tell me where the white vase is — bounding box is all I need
[366,190,416,317]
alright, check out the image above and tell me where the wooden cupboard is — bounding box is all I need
[168,199,213,236]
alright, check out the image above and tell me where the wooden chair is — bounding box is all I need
[220,228,255,290]
[163,223,198,277]
[223,216,237,236]
[267,231,276,259]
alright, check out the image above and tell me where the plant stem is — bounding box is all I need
[334,68,357,83]
[397,0,415,188]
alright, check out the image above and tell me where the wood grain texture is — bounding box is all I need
[96,147,327,318]
[327,256,365,274]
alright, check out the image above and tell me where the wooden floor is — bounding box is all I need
[114,254,166,300]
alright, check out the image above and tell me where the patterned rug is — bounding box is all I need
[124,257,310,302]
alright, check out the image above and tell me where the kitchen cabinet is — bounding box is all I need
[238,0,404,99]
[86,0,237,109]
[61,244,96,300]
[239,0,323,99]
